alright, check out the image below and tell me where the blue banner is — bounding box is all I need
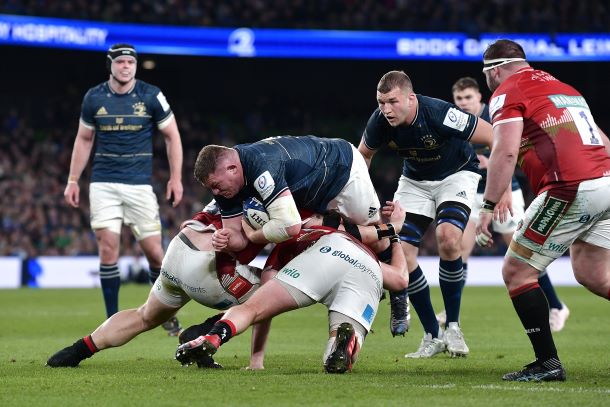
[1,14,609,61]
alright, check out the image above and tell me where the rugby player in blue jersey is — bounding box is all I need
[358,70,511,358]
[64,44,184,334]
[193,136,381,251]
[437,77,569,333]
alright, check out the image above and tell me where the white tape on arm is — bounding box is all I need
[262,195,301,243]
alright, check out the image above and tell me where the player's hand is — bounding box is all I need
[382,200,405,223]
[166,178,183,208]
[212,228,231,250]
[477,154,489,169]
[495,188,514,223]
[64,182,80,208]
[475,211,494,248]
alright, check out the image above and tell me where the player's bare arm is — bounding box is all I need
[159,115,183,207]
[357,138,376,168]
[380,238,408,291]
[64,123,95,208]
[476,120,522,246]
[471,117,513,221]
[469,117,493,150]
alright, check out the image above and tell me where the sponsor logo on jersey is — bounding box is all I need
[116,117,124,124]
[254,171,275,200]
[96,106,108,116]
[442,107,469,131]
[132,102,147,116]
[528,197,568,237]
[456,190,467,198]
[489,94,506,117]
[319,246,332,253]
[548,94,588,109]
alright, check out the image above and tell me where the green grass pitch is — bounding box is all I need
[0,284,608,406]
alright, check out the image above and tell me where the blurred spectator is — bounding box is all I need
[1,0,607,33]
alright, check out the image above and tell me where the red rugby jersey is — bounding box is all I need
[489,67,610,195]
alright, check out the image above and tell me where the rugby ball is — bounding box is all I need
[243,197,269,230]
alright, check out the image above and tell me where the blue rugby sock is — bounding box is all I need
[407,266,439,337]
[461,262,468,290]
[100,263,120,318]
[538,271,562,310]
[439,257,464,326]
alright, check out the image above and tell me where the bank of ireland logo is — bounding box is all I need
[258,175,267,189]
[319,246,332,253]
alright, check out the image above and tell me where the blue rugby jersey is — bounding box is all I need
[363,94,479,181]
[215,136,353,218]
[80,80,173,185]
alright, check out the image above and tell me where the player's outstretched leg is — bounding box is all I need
[324,323,358,374]
[46,336,98,367]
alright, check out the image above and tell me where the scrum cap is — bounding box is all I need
[106,43,137,71]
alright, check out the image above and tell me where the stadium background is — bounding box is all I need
[1,1,609,282]
[1,7,609,405]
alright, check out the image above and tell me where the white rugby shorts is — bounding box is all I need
[89,182,161,240]
[510,176,610,271]
[153,233,260,309]
[274,233,382,332]
[393,170,481,219]
[327,144,381,225]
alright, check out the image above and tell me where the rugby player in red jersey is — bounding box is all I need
[476,39,610,382]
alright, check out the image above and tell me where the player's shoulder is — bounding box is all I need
[134,79,162,96]
[417,94,452,112]
[83,81,109,99]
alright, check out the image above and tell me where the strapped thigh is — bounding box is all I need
[399,212,433,247]
[435,201,471,232]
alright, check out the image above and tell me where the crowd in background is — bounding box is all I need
[0,96,510,259]
[2,0,608,33]
[2,0,582,259]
